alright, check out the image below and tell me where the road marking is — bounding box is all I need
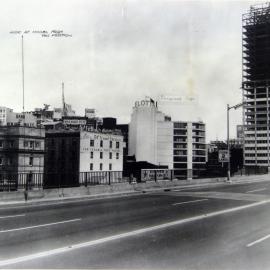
[172,199,208,206]
[247,233,270,247]
[0,218,81,234]
[1,199,270,267]
[246,188,266,193]
[0,214,25,219]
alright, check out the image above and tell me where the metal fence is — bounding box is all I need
[0,171,126,191]
[0,173,43,191]
[79,171,124,186]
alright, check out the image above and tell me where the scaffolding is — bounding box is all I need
[242,3,270,169]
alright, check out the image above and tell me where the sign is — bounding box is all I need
[218,150,229,162]
[141,169,171,181]
[85,109,96,118]
[63,119,87,125]
[135,100,156,108]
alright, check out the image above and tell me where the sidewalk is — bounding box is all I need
[0,174,269,207]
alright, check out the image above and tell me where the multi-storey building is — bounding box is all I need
[128,98,206,179]
[44,129,124,187]
[0,106,37,127]
[173,121,206,179]
[242,3,270,173]
[0,126,45,188]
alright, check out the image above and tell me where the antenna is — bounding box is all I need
[22,35,25,114]
[62,82,66,116]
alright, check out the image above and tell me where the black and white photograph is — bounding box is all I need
[1,0,270,269]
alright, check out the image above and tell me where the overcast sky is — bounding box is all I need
[0,0,264,141]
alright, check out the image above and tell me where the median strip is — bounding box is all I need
[0,218,81,234]
[1,199,270,267]
[172,199,208,206]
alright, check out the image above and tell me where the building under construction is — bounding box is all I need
[242,3,270,173]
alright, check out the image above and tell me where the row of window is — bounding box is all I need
[90,139,120,149]
[90,163,113,171]
[0,140,40,148]
[91,151,119,160]
[245,153,269,157]
[245,160,268,164]
[0,156,34,166]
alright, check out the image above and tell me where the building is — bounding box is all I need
[44,129,124,187]
[242,3,270,173]
[0,126,45,189]
[129,99,173,169]
[0,106,37,127]
[128,98,206,179]
[173,121,206,179]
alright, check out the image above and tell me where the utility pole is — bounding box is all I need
[227,101,246,182]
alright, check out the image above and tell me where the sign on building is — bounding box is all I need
[218,150,229,162]
[141,169,172,181]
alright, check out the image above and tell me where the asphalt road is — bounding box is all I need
[1,180,270,269]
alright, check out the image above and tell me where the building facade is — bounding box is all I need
[45,130,124,187]
[242,3,270,172]
[0,107,37,127]
[128,99,206,179]
[0,126,45,189]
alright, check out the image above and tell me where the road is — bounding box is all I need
[1,180,270,269]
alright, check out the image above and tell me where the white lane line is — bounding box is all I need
[0,218,81,234]
[1,199,270,267]
[0,214,25,219]
[173,199,208,206]
[247,234,270,247]
[246,188,266,193]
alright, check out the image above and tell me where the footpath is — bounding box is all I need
[0,174,269,206]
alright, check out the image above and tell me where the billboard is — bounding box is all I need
[218,150,229,162]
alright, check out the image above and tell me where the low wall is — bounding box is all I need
[0,174,269,202]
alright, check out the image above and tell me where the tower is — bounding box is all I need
[242,3,270,172]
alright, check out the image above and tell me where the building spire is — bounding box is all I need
[62,82,66,117]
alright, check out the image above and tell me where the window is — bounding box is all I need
[29,141,34,148]
[109,163,112,170]
[0,157,3,165]
[109,141,112,148]
[116,142,119,149]
[90,163,93,171]
[24,141,28,147]
[29,156,33,166]
[100,152,103,159]
[90,152,93,159]
[9,141,14,148]
[7,158,12,165]
[116,152,119,159]
[35,141,40,148]
[109,152,112,159]
[90,139,94,147]
[100,163,103,171]
[0,141,3,148]
[100,140,103,147]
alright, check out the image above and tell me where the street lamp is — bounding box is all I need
[227,102,246,182]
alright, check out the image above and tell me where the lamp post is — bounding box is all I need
[227,102,246,182]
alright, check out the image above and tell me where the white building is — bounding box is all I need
[128,99,206,179]
[129,99,173,169]
[0,106,37,127]
[80,131,124,172]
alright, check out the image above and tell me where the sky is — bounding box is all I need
[0,0,265,142]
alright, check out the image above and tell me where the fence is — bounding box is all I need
[0,173,43,191]
[79,171,124,186]
[0,171,126,191]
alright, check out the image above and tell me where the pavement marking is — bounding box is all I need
[0,214,25,219]
[246,188,266,193]
[1,199,270,267]
[0,218,81,234]
[247,234,270,247]
[172,199,208,206]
